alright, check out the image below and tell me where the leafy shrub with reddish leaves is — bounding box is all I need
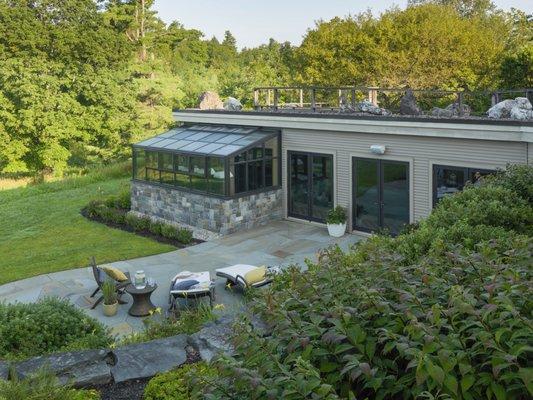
[202,165,533,400]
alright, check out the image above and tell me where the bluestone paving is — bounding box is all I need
[0,221,362,334]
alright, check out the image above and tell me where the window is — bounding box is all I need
[175,155,189,174]
[190,156,207,191]
[208,157,225,195]
[229,135,280,195]
[133,148,145,180]
[132,128,280,198]
[433,165,495,206]
[159,152,173,171]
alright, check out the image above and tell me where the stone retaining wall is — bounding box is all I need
[131,181,283,236]
[0,315,265,387]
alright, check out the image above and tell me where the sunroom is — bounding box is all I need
[132,124,281,197]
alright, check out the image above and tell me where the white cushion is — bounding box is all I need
[170,271,211,293]
[215,264,257,280]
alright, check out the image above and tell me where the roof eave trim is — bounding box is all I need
[173,111,533,143]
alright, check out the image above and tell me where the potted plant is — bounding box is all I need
[326,206,347,237]
[102,280,118,317]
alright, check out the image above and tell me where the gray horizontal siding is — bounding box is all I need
[281,129,528,228]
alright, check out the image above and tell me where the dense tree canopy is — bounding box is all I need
[0,0,530,174]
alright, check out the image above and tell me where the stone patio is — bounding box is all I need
[0,220,362,336]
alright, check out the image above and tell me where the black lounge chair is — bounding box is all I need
[89,257,130,309]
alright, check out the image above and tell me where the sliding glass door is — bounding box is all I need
[289,152,333,223]
[353,158,409,235]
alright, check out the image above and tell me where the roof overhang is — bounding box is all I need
[173,110,533,143]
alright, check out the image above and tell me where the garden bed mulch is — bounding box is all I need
[81,209,203,248]
[98,377,150,400]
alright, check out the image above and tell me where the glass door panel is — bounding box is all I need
[289,153,309,218]
[353,158,410,235]
[354,159,380,232]
[311,155,334,221]
[382,161,409,235]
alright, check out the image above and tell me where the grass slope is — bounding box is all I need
[0,164,175,285]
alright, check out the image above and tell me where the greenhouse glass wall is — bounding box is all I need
[132,124,281,198]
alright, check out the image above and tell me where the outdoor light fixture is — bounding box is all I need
[370,145,386,155]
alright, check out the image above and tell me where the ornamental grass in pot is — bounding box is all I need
[102,280,118,317]
[326,206,347,237]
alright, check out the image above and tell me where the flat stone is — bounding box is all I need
[111,335,188,383]
[15,349,112,387]
[188,315,270,362]
[188,315,236,362]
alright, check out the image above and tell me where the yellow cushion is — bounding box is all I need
[101,266,128,282]
[244,266,266,285]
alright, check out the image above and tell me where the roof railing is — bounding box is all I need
[252,86,533,116]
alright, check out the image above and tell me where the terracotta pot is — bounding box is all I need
[103,302,118,317]
[327,222,346,238]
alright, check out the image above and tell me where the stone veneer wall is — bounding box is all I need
[131,181,283,236]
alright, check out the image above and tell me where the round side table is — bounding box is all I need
[125,284,157,317]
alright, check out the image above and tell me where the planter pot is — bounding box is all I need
[327,222,346,238]
[103,302,118,317]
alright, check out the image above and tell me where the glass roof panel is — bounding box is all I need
[232,137,256,146]
[153,138,178,148]
[180,141,208,151]
[215,134,244,144]
[134,124,274,157]
[187,131,213,141]
[202,133,227,142]
[170,131,197,140]
[157,131,179,138]
[163,140,192,150]
[196,143,225,154]
[211,144,243,156]
[136,137,165,147]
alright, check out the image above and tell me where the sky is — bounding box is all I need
[153,0,533,49]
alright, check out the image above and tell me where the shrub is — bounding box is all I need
[85,200,105,219]
[326,206,346,225]
[119,304,216,346]
[176,228,193,245]
[149,221,164,236]
[0,298,113,360]
[125,213,151,231]
[115,188,131,210]
[99,206,126,225]
[160,224,178,240]
[144,362,217,400]
[0,368,99,400]
[159,225,193,244]
[103,195,117,209]
[487,164,533,203]
[203,165,533,399]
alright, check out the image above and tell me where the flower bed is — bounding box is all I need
[81,189,199,248]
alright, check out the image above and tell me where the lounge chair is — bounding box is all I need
[89,257,130,309]
[168,271,215,311]
[215,264,277,290]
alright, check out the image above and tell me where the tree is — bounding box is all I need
[0,0,138,174]
[105,0,162,62]
[296,4,508,90]
[500,45,533,88]
[408,0,496,17]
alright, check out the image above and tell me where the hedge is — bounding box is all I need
[199,165,533,399]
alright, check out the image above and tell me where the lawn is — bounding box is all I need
[0,163,175,285]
